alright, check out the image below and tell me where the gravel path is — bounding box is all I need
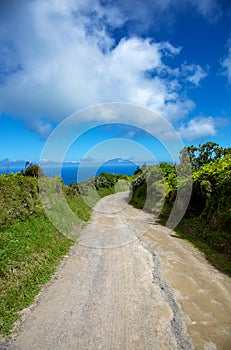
[4,192,231,349]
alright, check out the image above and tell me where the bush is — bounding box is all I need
[129,146,231,273]
[0,173,41,227]
[24,164,44,178]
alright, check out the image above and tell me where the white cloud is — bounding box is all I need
[178,116,216,141]
[26,117,53,139]
[221,40,231,83]
[191,0,221,20]
[102,0,221,32]
[181,64,208,86]
[0,0,212,139]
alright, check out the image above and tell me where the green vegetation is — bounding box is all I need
[2,148,229,336]
[24,164,45,178]
[130,142,231,276]
[0,172,92,335]
[0,176,68,334]
[0,215,72,335]
[95,172,130,197]
[73,172,131,208]
[0,170,128,336]
[0,173,42,227]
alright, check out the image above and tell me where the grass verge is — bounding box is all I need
[175,219,231,277]
[0,180,92,336]
[0,173,129,336]
[0,213,72,335]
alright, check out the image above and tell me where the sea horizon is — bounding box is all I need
[0,162,144,185]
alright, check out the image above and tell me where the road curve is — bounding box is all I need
[4,192,231,349]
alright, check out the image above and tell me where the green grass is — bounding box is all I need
[0,213,72,335]
[66,192,91,222]
[0,173,132,336]
[175,219,231,277]
[188,239,231,276]
[0,173,93,336]
[132,196,231,276]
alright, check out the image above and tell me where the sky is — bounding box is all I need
[0,0,231,164]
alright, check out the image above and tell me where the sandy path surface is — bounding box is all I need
[4,192,231,349]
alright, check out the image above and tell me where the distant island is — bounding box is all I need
[0,158,156,184]
[0,157,155,169]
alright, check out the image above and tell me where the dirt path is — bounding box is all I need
[5,192,231,349]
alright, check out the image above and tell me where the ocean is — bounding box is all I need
[44,163,138,185]
[0,163,138,185]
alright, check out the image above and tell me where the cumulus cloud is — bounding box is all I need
[178,116,216,141]
[0,0,212,138]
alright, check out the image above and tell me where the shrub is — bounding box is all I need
[24,164,44,178]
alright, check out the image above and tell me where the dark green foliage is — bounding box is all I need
[192,155,231,232]
[133,166,142,175]
[24,164,44,178]
[130,174,147,209]
[179,142,229,170]
[130,142,231,275]
[95,172,117,189]
[130,162,176,213]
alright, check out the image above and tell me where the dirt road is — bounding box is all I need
[5,192,231,349]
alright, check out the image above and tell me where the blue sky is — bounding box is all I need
[0,0,231,163]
